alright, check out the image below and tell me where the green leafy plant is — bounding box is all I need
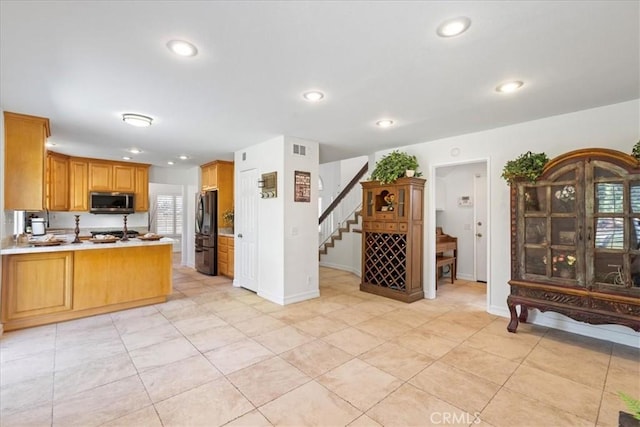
[619,392,640,421]
[370,150,421,184]
[222,209,234,227]
[632,140,640,160]
[501,151,549,184]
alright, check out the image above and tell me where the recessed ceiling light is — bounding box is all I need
[167,40,198,57]
[45,141,56,147]
[167,161,175,165]
[303,91,325,102]
[129,148,142,154]
[436,17,471,37]
[496,81,524,93]
[376,119,395,128]
[122,113,153,127]
[178,155,189,160]
[122,156,132,160]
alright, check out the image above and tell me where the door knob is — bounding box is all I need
[476,233,482,237]
[237,233,243,238]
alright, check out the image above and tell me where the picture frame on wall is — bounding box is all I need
[294,170,311,202]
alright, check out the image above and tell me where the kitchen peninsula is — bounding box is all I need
[1,238,173,331]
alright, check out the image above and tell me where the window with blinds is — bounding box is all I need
[594,183,626,249]
[154,195,183,235]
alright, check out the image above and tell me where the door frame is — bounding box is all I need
[427,158,490,309]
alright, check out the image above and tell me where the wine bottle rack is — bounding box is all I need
[360,178,425,303]
[363,233,407,290]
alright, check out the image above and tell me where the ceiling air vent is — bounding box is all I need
[293,144,307,156]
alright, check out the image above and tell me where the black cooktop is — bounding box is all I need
[90,230,140,238]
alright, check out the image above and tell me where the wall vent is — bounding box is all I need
[293,144,306,156]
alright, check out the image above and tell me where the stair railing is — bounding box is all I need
[319,162,368,247]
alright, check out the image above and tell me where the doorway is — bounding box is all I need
[433,160,489,300]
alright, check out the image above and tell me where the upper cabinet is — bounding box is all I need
[508,148,640,333]
[3,111,50,210]
[201,160,234,226]
[46,151,70,211]
[134,166,149,212]
[89,161,136,192]
[69,158,89,211]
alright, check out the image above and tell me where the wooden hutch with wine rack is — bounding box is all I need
[507,148,640,333]
[361,177,425,302]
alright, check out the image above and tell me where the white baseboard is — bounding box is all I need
[489,304,639,348]
[283,289,321,305]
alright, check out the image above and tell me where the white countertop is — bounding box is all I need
[1,236,175,255]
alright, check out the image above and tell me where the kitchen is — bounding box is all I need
[0,111,235,332]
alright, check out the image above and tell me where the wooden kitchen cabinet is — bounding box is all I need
[69,158,89,211]
[85,159,149,211]
[361,178,425,302]
[89,161,135,192]
[228,236,235,278]
[1,252,73,324]
[507,148,640,333]
[135,166,149,211]
[217,235,234,278]
[73,245,171,310]
[201,160,234,227]
[46,151,70,211]
[3,111,50,210]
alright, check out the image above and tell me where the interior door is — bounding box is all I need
[237,168,258,291]
[474,174,488,282]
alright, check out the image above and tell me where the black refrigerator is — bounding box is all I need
[195,190,218,275]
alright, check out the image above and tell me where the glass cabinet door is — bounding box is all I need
[590,163,640,296]
[520,165,582,285]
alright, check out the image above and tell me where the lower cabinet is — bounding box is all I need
[218,235,234,278]
[1,245,172,331]
[1,252,73,323]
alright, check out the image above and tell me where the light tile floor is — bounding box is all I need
[1,264,638,427]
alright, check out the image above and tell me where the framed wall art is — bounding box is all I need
[294,170,311,202]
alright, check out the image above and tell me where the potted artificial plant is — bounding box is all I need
[632,140,640,160]
[222,209,234,230]
[501,151,549,185]
[370,150,421,184]
[619,392,640,427]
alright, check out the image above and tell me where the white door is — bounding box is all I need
[474,174,488,282]
[237,168,258,291]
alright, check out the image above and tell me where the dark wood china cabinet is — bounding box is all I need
[508,148,640,333]
[361,178,425,302]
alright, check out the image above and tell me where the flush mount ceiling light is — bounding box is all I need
[496,80,524,93]
[436,17,472,37]
[122,113,153,127]
[178,155,189,160]
[122,156,132,160]
[128,148,143,154]
[376,119,395,128]
[167,161,175,165]
[303,91,325,102]
[167,40,198,57]
[45,141,56,147]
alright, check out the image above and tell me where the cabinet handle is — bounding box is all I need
[578,226,583,241]
[237,233,243,238]
[587,226,592,241]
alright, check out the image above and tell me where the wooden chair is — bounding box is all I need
[436,255,456,288]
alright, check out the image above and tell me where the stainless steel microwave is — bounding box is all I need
[89,192,135,214]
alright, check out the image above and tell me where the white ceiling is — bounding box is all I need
[1,1,638,169]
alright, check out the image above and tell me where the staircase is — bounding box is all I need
[319,210,361,258]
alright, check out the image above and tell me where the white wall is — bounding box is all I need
[283,136,320,303]
[234,135,319,305]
